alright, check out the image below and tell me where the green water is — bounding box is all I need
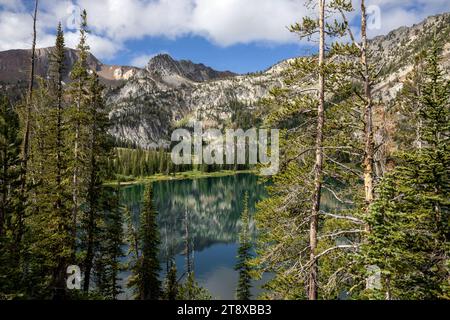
[119,173,268,300]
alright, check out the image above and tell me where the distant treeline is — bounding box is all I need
[106,147,253,180]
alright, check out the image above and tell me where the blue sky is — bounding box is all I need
[0,0,449,74]
[119,36,316,73]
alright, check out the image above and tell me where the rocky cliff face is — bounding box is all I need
[1,13,449,149]
[146,53,236,82]
[106,54,285,148]
[107,13,450,149]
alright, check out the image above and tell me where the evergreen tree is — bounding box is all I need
[23,23,73,298]
[363,40,449,300]
[177,272,211,300]
[163,261,179,300]
[128,184,162,300]
[0,96,21,237]
[47,23,73,298]
[68,9,90,249]
[253,0,363,300]
[95,184,124,300]
[235,193,252,300]
[82,71,112,292]
[0,95,22,298]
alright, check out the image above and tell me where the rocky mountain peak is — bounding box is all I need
[146,53,236,82]
[146,53,183,77]
[0,47,139,89]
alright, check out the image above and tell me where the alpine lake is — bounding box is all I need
[116,172,340,300]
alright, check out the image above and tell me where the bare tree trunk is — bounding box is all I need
[308,0,325,301]
[83,100,98,292]
[184,210,192,275]
[361,0,375,208]
[17,0,38,245]
[72,80,81,251]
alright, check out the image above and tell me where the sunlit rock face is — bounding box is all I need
[1,13,449,148]
[104,13,450,149]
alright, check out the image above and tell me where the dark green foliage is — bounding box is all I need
[163,262,179,300]
[23,23,73,299]
[81,71,113,292]
[235,193,252,300]
[0,95,22,299]
[363,41,450,300]
[177,272,212,300]
[94,185,124,300]
[128,184,162,300]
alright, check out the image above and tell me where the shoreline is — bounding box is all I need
[104,169,256,186]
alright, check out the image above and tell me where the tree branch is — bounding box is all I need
[320,210,365,225]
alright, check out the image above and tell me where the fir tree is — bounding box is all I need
[363,40,449,300]
[178,272,211,300]
[253,0,363,300]
[95,184,124,300]
[82,71,111,292]
[68,9,90,249]
[0,95,22,298]
[128,184,162,300]
[0,96,21,237]
[163,261,179,300]
[235,193,252,300]
[22,23,73,299]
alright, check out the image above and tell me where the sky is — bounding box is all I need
[0,0,448,74]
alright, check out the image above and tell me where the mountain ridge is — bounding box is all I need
[1,12,449,148]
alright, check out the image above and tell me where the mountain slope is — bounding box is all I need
[107,12,450,148]
[0,13,449,149]
[146,53,236,82]
[0,47,138,84]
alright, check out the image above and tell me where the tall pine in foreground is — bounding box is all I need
[363,40,449,300]
[128,184,161,300]
[24,23,73,299]
[82,71,112,292]
[94,184,124,300]
[253,0,363,300]
[68,9,90,251]
[235,194,252,300]
[0,96,22,299]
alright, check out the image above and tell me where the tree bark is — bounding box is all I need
[308,0,325,301]
[361,0,375,207]
[17,0,38,246]
[83,84,99,292]
[72,77,81,251]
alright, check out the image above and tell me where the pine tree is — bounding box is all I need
[68,9,90,249]
[15,0,39,268]
[163,261,179,300]
[178,272,211,300]
[23,23,73,299]
[254,0,362,300]
[235,193,252,300]
[0,95,22,298]
[95,184,124,300]
[0,96,21,237]
[128,184,162,300]
[82,72,111,292]
[363,40,449,300]
[47,23,72,298]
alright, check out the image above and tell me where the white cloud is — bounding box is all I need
[365,0,449,37]
[0,0,24,11]
[0,0,448,60]
[64,31,122,59]
[130,54,156,68]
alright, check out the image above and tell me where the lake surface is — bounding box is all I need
[119,173,268,300]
